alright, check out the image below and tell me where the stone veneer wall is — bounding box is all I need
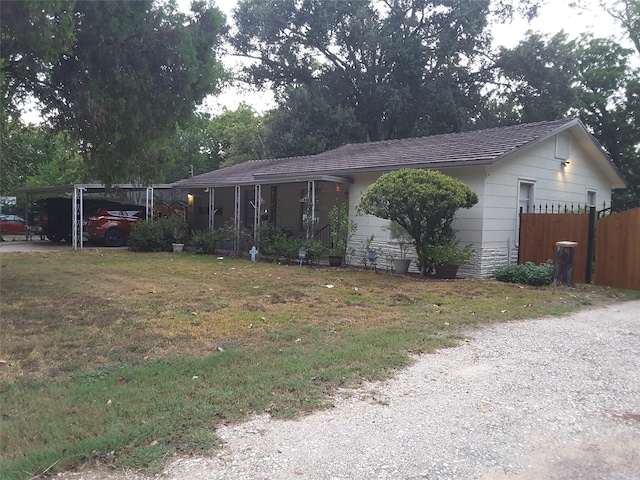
[463,245,519,279]
[347,241,518,280]
[349,242,519,280]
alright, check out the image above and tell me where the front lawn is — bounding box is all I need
[1,250,636,479]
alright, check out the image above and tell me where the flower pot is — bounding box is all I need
[393,258,411,274]
[172,243,184,253]
[328,255,343,267]
[435,263,458,279]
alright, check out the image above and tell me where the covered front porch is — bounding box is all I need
[176,175,354,252]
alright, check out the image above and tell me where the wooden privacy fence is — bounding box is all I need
[519,211,590,284]
[519,204,640,290]
[594,208,640,290]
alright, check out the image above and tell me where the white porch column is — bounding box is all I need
[307,180,316,239]
[254,184,261,242]
[208,188,215,231]
[234,185,241,251]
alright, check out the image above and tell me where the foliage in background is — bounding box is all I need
[493,261,554,286]
[359,169,478,275]
[0,118,87,195]
[0,0,76,117]
[232,0,494,142]
[488,29,639,203]
[260,86,367,159]
[488,32,578,124]
[1,0,226,185]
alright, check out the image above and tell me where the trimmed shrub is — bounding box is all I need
[190,231,218,254]
[493,261,554,286]
[129,219,173,252]
[129,216,190,252]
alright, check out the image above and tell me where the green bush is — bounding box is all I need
[129,219,173,252]
[190,231,218,254]
[298,239,326,264]
[129,216,190,252]
[493,261,554,286]
[261,231,326,264]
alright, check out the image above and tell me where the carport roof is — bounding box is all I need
[22,183,173,196]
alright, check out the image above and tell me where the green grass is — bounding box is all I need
[1,250,638,479]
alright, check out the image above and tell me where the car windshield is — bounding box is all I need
[106,210,144,218]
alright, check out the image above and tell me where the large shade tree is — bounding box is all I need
[489,30,640,203]
[1,0,226,185]
[232,0,494,144]
[359,168,478,275]
[261,86,366,158]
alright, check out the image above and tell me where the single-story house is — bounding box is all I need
[172,117,626,278]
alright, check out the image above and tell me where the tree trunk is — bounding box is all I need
[554,241,577,287]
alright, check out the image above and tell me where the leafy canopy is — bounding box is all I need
[232,0,493,142]
[488,28,639,203]
[359,169,478,275]
[1,0,226,185]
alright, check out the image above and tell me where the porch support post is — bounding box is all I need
[254,184,261,243]
[72,185,84,251]
[145,187,153,221]
[234,185,241,252]
[307,180,316,240]
[208,188,215,232]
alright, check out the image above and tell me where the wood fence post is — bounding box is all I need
[554,241,578,287]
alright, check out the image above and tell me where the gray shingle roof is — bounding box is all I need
[173,118,583,188]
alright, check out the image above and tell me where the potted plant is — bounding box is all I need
[427,240,474,279]
[328,204,357,267]
[385,221,413,274]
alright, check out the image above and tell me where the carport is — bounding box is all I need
[22,183,174,250]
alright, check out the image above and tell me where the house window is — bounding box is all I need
[586,190,597,208]
[518,181,535,213]
[517,181,535,245]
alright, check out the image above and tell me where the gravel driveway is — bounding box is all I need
[63,300,640,480]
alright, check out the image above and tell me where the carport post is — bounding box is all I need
[72,186,84,251]
[145,187,154,221]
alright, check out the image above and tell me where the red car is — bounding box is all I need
[0,215,27,236]
[85,205,146,247]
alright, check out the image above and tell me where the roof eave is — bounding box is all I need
[254,159,495,181]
